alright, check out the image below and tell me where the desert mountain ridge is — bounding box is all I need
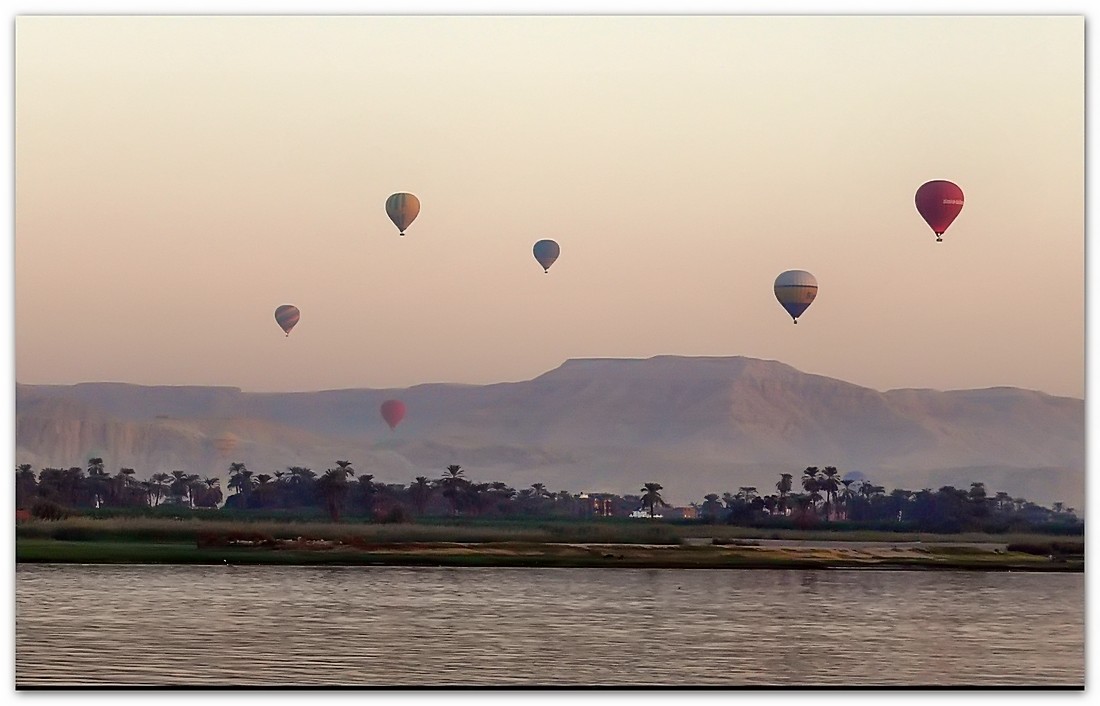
[15,355,1084,507]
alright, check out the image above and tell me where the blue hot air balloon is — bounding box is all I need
[533,239,560,273]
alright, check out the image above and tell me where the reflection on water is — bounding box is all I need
[15,565,1083,687]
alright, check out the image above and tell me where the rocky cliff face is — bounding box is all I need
[15,356,1084,506]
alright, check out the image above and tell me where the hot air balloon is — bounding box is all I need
[774,270,818,324]
[915,180,964,242]
[843,470,868,484]
[274,305,300,336]
[380,399,406,430]
[386,192,420,236]
[213,433,239,458]
[533,239,560,273]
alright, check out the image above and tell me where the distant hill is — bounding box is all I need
[15,356,1085,507]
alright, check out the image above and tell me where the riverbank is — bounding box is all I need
[15,516,1082,571]
[16,537,1083,571]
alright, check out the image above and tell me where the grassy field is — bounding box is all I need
[14,515,1081,547]
[15,517,1083,571]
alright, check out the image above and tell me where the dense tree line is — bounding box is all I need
[696,466,1081,533]
[15,460,1080,534]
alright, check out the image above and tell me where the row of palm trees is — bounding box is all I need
[696,467,1078,532]
[17,460,1074,532]
[17,459,670,523]
[18,461,223,511]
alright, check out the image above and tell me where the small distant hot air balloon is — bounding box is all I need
[532,239,560,273]
[380,399,406,430]
[213,433,239,458]
[386,192,420,236]
[915,180,964,242]
[274,305,300,336]
[774,270,818,324]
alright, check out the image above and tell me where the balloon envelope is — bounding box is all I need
[774,270,818,323]
[213,433,239,458]
[274,305,300,336]
[386,192,420,235]
[533,239,560,272]
[380,399,406,430]
[915,180,964,240]
[843,470,868,483]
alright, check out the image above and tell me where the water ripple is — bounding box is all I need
[15,565,1083,687]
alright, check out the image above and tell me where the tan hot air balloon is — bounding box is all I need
[386,192,420,236]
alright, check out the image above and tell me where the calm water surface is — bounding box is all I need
[15,564,1083,687]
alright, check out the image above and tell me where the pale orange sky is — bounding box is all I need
[13,15,1084,397]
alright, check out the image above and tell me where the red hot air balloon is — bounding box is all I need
[380,399,406,430]
[915,180,964,242]
[275,305,300,336]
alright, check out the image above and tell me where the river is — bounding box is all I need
[15,564,1083,687]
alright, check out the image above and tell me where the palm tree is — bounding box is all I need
[108,468,136,507]
[802,467,821,516]
[139,480,155,507]
[87,457,107,508]
[839,479,855,519]
[185,474,202,508]
[356,473,376,518]
[16,464,37,508]
[149,472,172,506]
[410,476,434,516]
[285,467,316,508]
[701,493,723,522]
[531,482,547,498]
[195,476,223,508]
[819,467,840,521]
[253,474,274,508]
[640,482,667,518]
[316,461,356,522]
[775,473,793,515]
[889,489,912,522]
[463,482,493,516]
[227,462,252,504]
[441,465,466,517]
[169,470,190,506]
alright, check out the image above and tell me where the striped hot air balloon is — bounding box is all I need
[386,192,420,236]
[275,305,300,336]
[380,399,406,430]
[213,433,239,458]
[533,239,560,273]
[774,270,818,324]
[915,180,964,242]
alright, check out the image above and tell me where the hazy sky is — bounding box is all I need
[14,14,1084,397]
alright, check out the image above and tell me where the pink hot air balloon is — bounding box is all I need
[380,399,406,430]
[274,305,300,336]
[915,180,964,242]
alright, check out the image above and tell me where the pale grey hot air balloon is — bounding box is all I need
[774,270,818,324]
